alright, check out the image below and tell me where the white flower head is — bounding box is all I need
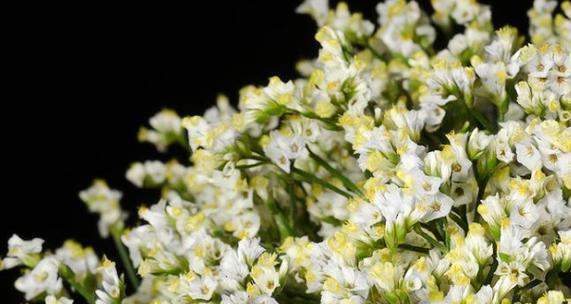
[95,257,124,304]
[15,257,62,300]
[79,180,125,238]
[2,234,44,269]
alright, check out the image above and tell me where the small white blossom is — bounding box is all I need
[79,180,125,238]
[1,234,43,269]
[15,257,62,300]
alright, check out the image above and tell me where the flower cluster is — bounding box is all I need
[2,0,570,303]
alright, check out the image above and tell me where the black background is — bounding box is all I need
[1,0,535,301]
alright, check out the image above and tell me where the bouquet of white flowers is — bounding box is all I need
[2,0,570,303]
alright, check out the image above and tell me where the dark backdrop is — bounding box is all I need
[1,0,533,301]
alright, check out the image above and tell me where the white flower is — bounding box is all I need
[383,107,427,142]
[2,234,43,269]
[250,253,284,296]
[220,250,249,285]
[263,76,299,109]
[229,211,261,239]
[252,295,280,304]
[125,162,145,187]
[551,230,571,271]
[321,260,369,304]
[537,290,566,304]
[5,2,571,303]
[509,198,540,230]
[45,295,74,304]
[478,194,507,235]
[15,257,62,300]
[149,109,182,135]
[323,2,375,40]
[417,192,454,223]
[79,180,125,238]
[367,260,402,294]
[514,80,553,116]
[126,160,166,188]
[296,0,328,26]
[55,240,98,280]
[494,121,523,164]
[263,130,308,173]
[474,285,493,304]
[204,94,236,124]
[138,109,183,152]
[182,99,239,153]
[373,184,415,226]
[474,60,508,104]
[376,0,435,56]
[514,139,542,171]
[251,266,280,295]
[419,94,454,132]
[451,0,481,24]
[182,115,209,151]
[95,257,123,304]
[184,275,217,300]
[238,238,265,266]
[221,291,248,304]
[468,128,493,159]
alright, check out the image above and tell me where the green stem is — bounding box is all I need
[439,218,450,250]
[235,161,267,169]
[398,244,430,254]
[286,179,297,231]
[307,146,363,196]
[282,287,321,303]
[59,264,96,304]
[291,167,353,198]
[458,90,495,132]
[449,210,468,233]
[111,230,140,290]
[459,205,469,226]
[247,154,271,162]
[265,196,293,241]
[414,225,448,252]
[365,43,385,60]
[288,110,342,131]
[473,175,489,223]
[470,109,496,132]
[484,244,498,285]
[420,222,443,241]
[497,98,509,122]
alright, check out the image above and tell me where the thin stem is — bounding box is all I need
[473,175,489,223]
[111,230,140,290]
[286,179,297,231]
[235,161,267,170]
[291,167,353,198]
[398,244,430,254]
[439,218,450,250]
[265,196,293,241]
[497,98,509,122]
[365,43,385,60]
[484,244,498,285]
[420,222,443,241]
[470,109,496,132]
[459,205,469,226]
[458,91,496,132]
[59,264,96,304]
[448,210,468,233]
[307,146,363,196]
[247,154,271,162]
[414,225,448,252]
[287,109,342,131]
